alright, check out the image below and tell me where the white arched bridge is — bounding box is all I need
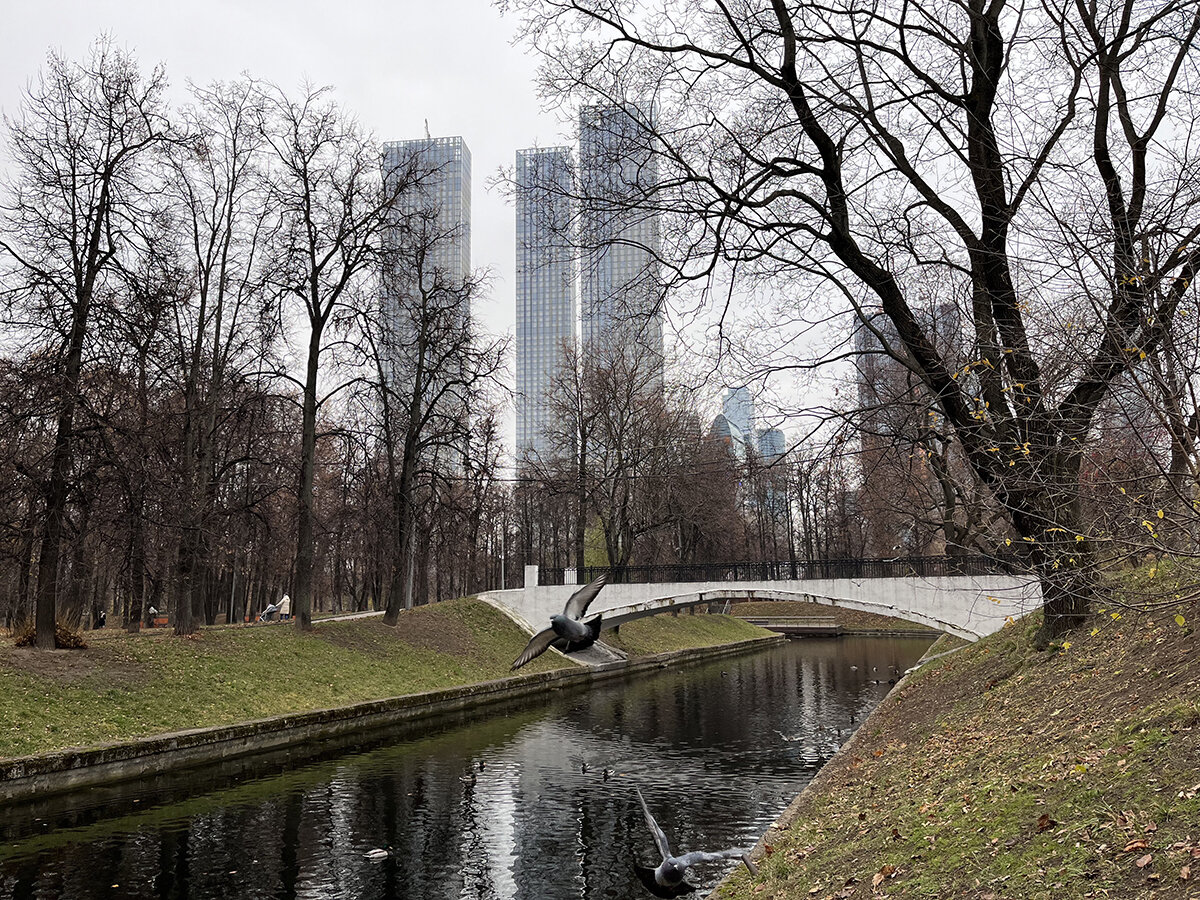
[480,558,1042,653]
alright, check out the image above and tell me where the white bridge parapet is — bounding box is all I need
[481,572,1043,641]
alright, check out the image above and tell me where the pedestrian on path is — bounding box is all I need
[279,594,292,621]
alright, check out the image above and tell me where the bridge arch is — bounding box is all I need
[482,571,1042,646]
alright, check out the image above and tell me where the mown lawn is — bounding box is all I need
[714,596,1200,900]
[0,602,773,760]
[0,599,574,759]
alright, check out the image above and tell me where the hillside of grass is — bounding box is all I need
[602,612,771,657]
[716,597,1200,900]
[0,599,575,760]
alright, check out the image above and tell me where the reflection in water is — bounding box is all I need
[0,636,931,899]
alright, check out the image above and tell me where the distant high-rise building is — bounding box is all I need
[722,387,755,441]
[380,134,471,372]
[379,136,472,474]
[515,147,576,463]
[578,103,663,369]
[382,135,471,284]
[853,303,964,555]
[758,427,786,461]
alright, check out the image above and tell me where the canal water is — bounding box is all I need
[0,636,932,899]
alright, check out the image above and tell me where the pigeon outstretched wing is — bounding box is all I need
[511,627,558,671]
[564,572,609,619]
[674,850,758,876]
[636,787,672,861]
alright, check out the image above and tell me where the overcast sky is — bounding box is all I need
[0,0,563,344]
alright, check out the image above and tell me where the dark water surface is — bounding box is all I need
[0,636,932,899]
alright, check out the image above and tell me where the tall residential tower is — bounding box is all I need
[380,135,471,386]
[515,147,576,463]
[381,135,471,283]
[578,103,663,369]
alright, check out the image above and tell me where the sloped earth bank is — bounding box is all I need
[714,600,1200,900]
[0,601,765,760]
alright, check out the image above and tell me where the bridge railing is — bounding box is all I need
[540,555,1022,586]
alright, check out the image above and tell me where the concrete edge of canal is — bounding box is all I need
[709,634,949,897]
[0,634,786,806]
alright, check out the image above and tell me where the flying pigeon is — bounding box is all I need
[633,788,758,897]
[510,573,609,671]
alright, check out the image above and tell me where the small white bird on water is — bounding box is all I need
[364,847,392,861]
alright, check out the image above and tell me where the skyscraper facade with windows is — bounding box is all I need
[379,135,471,385]
[515,147,576,463]
[381,135,471,284]
[577,103,663,369]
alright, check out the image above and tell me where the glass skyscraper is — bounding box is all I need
[379,135,471,392]
[577,103,663,368]
[515,147,576,463]
[381,135,471,283]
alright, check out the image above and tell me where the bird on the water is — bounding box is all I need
[633,787,758,897]
[510,573,609,670]
[363,847,392,861]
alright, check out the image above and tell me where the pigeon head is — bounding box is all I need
[658,859,688,885]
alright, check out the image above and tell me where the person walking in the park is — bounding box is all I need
[279,594,291,621]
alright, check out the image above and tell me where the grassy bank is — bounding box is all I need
[603,611,767,656]
[715,598,1200,900]
[0,601,771,760]
[731,600,940,632]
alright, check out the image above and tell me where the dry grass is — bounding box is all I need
[714,598,1200,900]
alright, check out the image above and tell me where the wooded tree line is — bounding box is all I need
[0,40,907,649]
[7,24,1199,649]
[0,41,510,646]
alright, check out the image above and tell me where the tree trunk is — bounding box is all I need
[293,321,322,632]
[35,304,90,648]
[126,509,146,632]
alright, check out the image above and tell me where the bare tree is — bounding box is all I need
[362,193,507,621]
[511,0,1200,641]
[257,84,418,631]
[0,40,172,647]
[165,78,272,634]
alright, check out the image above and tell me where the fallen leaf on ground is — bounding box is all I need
[1136,854,1153,868]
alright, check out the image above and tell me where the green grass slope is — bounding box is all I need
[715,600,1200,900]
[0,599,572,759]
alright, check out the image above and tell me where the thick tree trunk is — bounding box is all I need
[1036,562,1094,643]
[293,322,322,632]
[173,528,197,636]
[35,308,89,649]
[575,429,588,573]
[17,494,37,626]
[126,510,146,633]
[1010,457,1094,646]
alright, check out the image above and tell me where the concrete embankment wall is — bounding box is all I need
[0,635,784,805]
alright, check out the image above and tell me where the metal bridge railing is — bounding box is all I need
[539,555,1022,586]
